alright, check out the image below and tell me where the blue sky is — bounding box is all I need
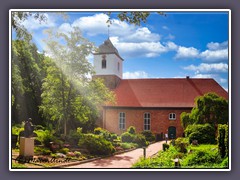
[16,10,229,91]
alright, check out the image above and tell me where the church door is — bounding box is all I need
[168,126,176,139]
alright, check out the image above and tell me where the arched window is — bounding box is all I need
[169,113,176,120]
[144,112,151,130]
[102,55,106,69]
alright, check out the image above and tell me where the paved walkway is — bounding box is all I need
[65,140,168,168]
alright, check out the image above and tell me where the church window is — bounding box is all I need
[102,55,106,69]
[169,113,176,120]
[144,113,151,130]
[119,112,126,130]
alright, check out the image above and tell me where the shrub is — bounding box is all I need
[133,145,179,168]
[34,129,56,147]
[94,127,103,135]
[220,157,229,168]
[133,134,148,147]
[185,124,216,144]
[121,132,134,143]
[59,148,70,154]
[78,134,115,155]
[174,137,189,153]
[181,145,221,167]
[94,127,118,142]
[141,130,156,142]
[120,142,138,150]
[127,126,136,135]
[163,143,169,151]
[217,124,228,158]
[66,128,83,146]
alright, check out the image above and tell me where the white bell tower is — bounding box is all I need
[93,38,123,89]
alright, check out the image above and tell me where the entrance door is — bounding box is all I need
[168,126,176,139]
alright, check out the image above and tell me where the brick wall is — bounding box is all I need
[103,107,191,138]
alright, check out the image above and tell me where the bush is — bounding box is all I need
[163,143,170,151]
[181,145,221,167]
[120,142,138,150]
[127,126,136,135]
[220,157,229,168]
[94,127,118,142]
[217,124,228,158]
[121,132,134,143]
[59,148,70,154]
[34,129,56,147]
[133,134,148,147]
[133,146,179,168]
[66,127,83,146]
[141,130,155,142]
[174,137,189,153]
[185,124,216,144]
[94,127,103,135]
[78,134,115,155]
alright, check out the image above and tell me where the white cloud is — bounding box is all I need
[69,13,163,58]
[21,13,56,31]
[207,41,228,50]
[175,46,199,59]
[72,13,110,36]
[192,74,214,78]
[183,63,228,73]
[121,27,160,43]
[162,26,169,30]
[58,23,74,34]
[200,49,228,62]
[220,78,227,83]
[110,37,168,58]
[123,71,149,79]
[165,41,178,50]
[165,34,175,40]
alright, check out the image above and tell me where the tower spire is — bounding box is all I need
[107,24,110,39]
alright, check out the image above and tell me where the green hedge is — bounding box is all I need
[78,134,115,155]
[217,124,228,158]
[121,132,134,143]
[184,124,216,144]
[141,130,156,142]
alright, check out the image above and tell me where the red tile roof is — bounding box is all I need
[107,78,228,108]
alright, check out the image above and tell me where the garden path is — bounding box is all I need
[65,140,168,169]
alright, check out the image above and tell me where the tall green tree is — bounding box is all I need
[180,93,228,129]
[40,27,115,136]
[11,40,45,124]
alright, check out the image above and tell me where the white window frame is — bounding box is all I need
[169,113,176,120]
[144,112,151,131]
[119,112,126,130]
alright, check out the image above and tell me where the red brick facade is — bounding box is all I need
[103,107,192,139]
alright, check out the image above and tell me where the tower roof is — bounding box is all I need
[93,38,124,60]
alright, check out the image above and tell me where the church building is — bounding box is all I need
[92,39,228,140]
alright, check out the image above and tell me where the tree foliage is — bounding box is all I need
[39,27,115,136]
[180,93,228,129]
[107,12,165,26]
[11,40,45,124]
[11,12,47,40]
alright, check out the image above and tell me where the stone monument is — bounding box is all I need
[19,118,35,157]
